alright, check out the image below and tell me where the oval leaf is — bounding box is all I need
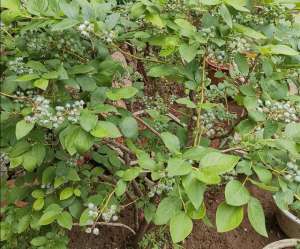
[170,212,193,243]
[216,202,243,232]
[225,180,250,206]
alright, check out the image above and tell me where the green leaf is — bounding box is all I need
[22,150,37,171]
[225,180,250,206]
[179,43,198,63]
[234,24,266,40]
[33,198,44,211]
[130,2,145,18]
[234,53,249,76]
[90,121,122,138]
[176,97,196,108]
[194,169,221,184]
[69,199,83,219]
[285,123,300,143]
[144,203,156,223]
[148,65,178,77]
[106,87,138,100]
[145,13,165,28]
[26,0,48,15]
[59,0,79,19]
[33,78,49,90]
[79,209,90,226]
[73,188,81,197]
[16,120,35,140]
[248,197,268,237]
[225,0,249,11]
[60,187,74,200]
[170,212,193,243]
[219,4,232,28]
[200,151,240,175]
[17,215,31,234]
[154,196,182,225]
[122,167,141,181]
[69,64,95,74]
[187,202,206,220]
[182,173,206,209]
[216,202,244,232]
[167,158,192,177]
[57,211,73,230]
[30,236,47,246]
[174,19,196,38]
[137,151,156,170]
[38,211,59,226]
[199,0,222,5]
[1,0,21,10]
[263,45,299,56]
[51,19,80,31]
[161,132,180,153]
[263,121,278,139]
[183,146,212,161]
[73,129,94,154]
[119,116,138,138]
[115,180,127,197]
[253,165,272,184]
[10,156,23,169]
[16,74,40,81]
[249,179,279,192]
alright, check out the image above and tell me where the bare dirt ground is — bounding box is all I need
[69,185,285,249]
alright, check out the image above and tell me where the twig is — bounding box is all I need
[102,139,134,155]
[0,91,33,103]
[221,147,243,153]
[133,115,161,137]
[74,222,136,235]
[166,113,187,127]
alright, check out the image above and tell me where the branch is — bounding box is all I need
[133,115,161,137]
[74,222,136,235]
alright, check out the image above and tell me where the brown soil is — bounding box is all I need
[69,186,285,249]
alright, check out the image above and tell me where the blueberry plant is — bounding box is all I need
[0,0,300,248]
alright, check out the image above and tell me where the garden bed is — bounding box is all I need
[69,186,285,249]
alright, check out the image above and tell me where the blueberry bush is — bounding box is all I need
[0,0,300,248]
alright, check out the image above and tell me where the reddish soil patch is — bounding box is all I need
[69,206,136,249]
[69,186,285,249]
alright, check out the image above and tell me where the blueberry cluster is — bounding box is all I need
[17,30,91,61]
[103,30,115,43]
[101,204,118,223]
[284,160,300,183]
[53,100,84,127]
[41,183,52,189]
[256,99,299,123]
[228,37,251,53]
[24,95,51,124]
[24,95,84,128]
[148,179,175,198]
[199,27,216,39]
[206,82,238,101]
[87,203,99,222]
[199,109,237,138]
[85,227,99,235]
[207,36,251,64]
[84,203,100,235]
[142,94,169,113]
[78,21,94,37]
[8,57,33,75]
[234,5,291,26]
